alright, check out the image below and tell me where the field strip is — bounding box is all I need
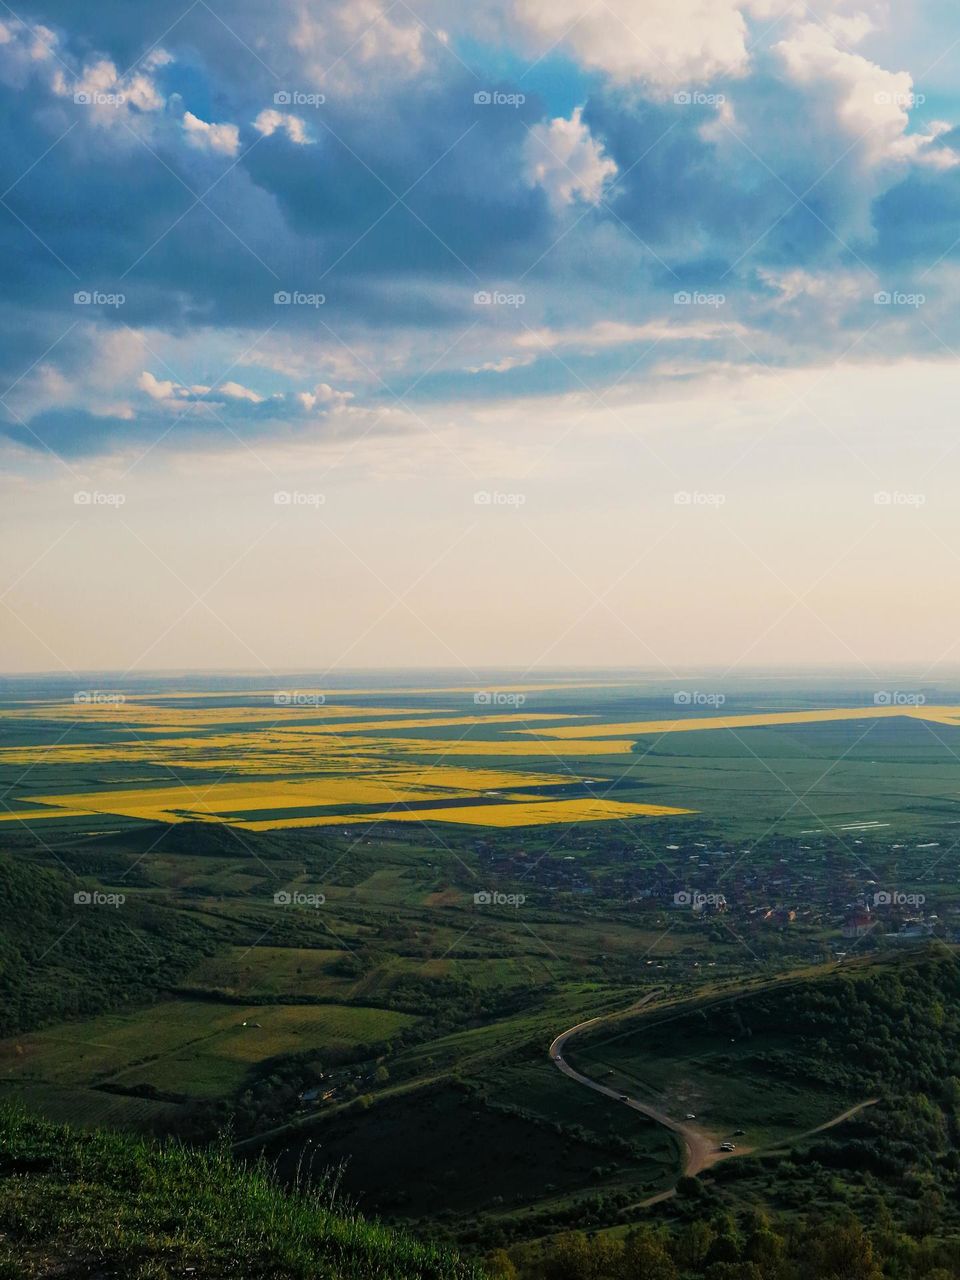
[234,798,693,830]
[0,809,91,823]
[521,705,960,739]
[0,682,627,709]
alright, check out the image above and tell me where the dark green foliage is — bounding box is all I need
[0,853,219,1035]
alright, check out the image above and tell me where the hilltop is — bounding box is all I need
[0,1107,483,1280]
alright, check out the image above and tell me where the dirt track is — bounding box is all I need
[548,996,878,1189]
[547,995,731,1178]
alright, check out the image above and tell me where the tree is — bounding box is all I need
[621,1229,677,1280]
[810,1221,883,1280]
[676,1221,715,1269]
[487,1248,519,1279]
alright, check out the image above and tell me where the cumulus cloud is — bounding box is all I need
[525,107,617,207]
[139,370,264,405]
[289,0,427,90]
[1,0,960,466]
[138,369,350,416]
[46,34,169,120]
[514,0,764,90]
[182,110,240,155]
[253,109,311,144]
[775,19,957,170]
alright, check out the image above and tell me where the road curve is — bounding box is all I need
[548,993,731,1178]
[549,996,880,1193]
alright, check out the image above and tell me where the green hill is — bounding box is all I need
[0,851,222,1036]
[0,1107,484,1280]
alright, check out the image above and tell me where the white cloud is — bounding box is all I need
[289,0,425,91]
[525,107,617,207]
[182,110,240,155]
[253,109,311,144]
[138,371,177,401]
[296,383,353,411]
[138,370,350,415]
[51,53,167,118]
[0,18,59,70]
[775,20,958,170]
[514,0,764,90]
[758,266,865,304]
[139,370,263,403]
[467,354,537,374]
[220,380,265,403]
[516,318,744,352]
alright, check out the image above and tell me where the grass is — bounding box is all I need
[567,978,868,1147]
[2,1000,415,1102]
[0,1105,483,1279]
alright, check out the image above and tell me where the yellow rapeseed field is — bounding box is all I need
[6,694,958,832]
[22,767,585,825]
[235,797,692,830]
[523,705,960,738]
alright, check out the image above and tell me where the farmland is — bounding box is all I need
[4,672,960,1250]
[4,674,960,836]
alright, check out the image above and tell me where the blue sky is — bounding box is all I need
[2,1,960,673]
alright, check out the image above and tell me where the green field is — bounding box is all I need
[1,998,414,1104]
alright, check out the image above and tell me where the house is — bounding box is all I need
[842,909,873,939]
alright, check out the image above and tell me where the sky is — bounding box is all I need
[2,0,960,678]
